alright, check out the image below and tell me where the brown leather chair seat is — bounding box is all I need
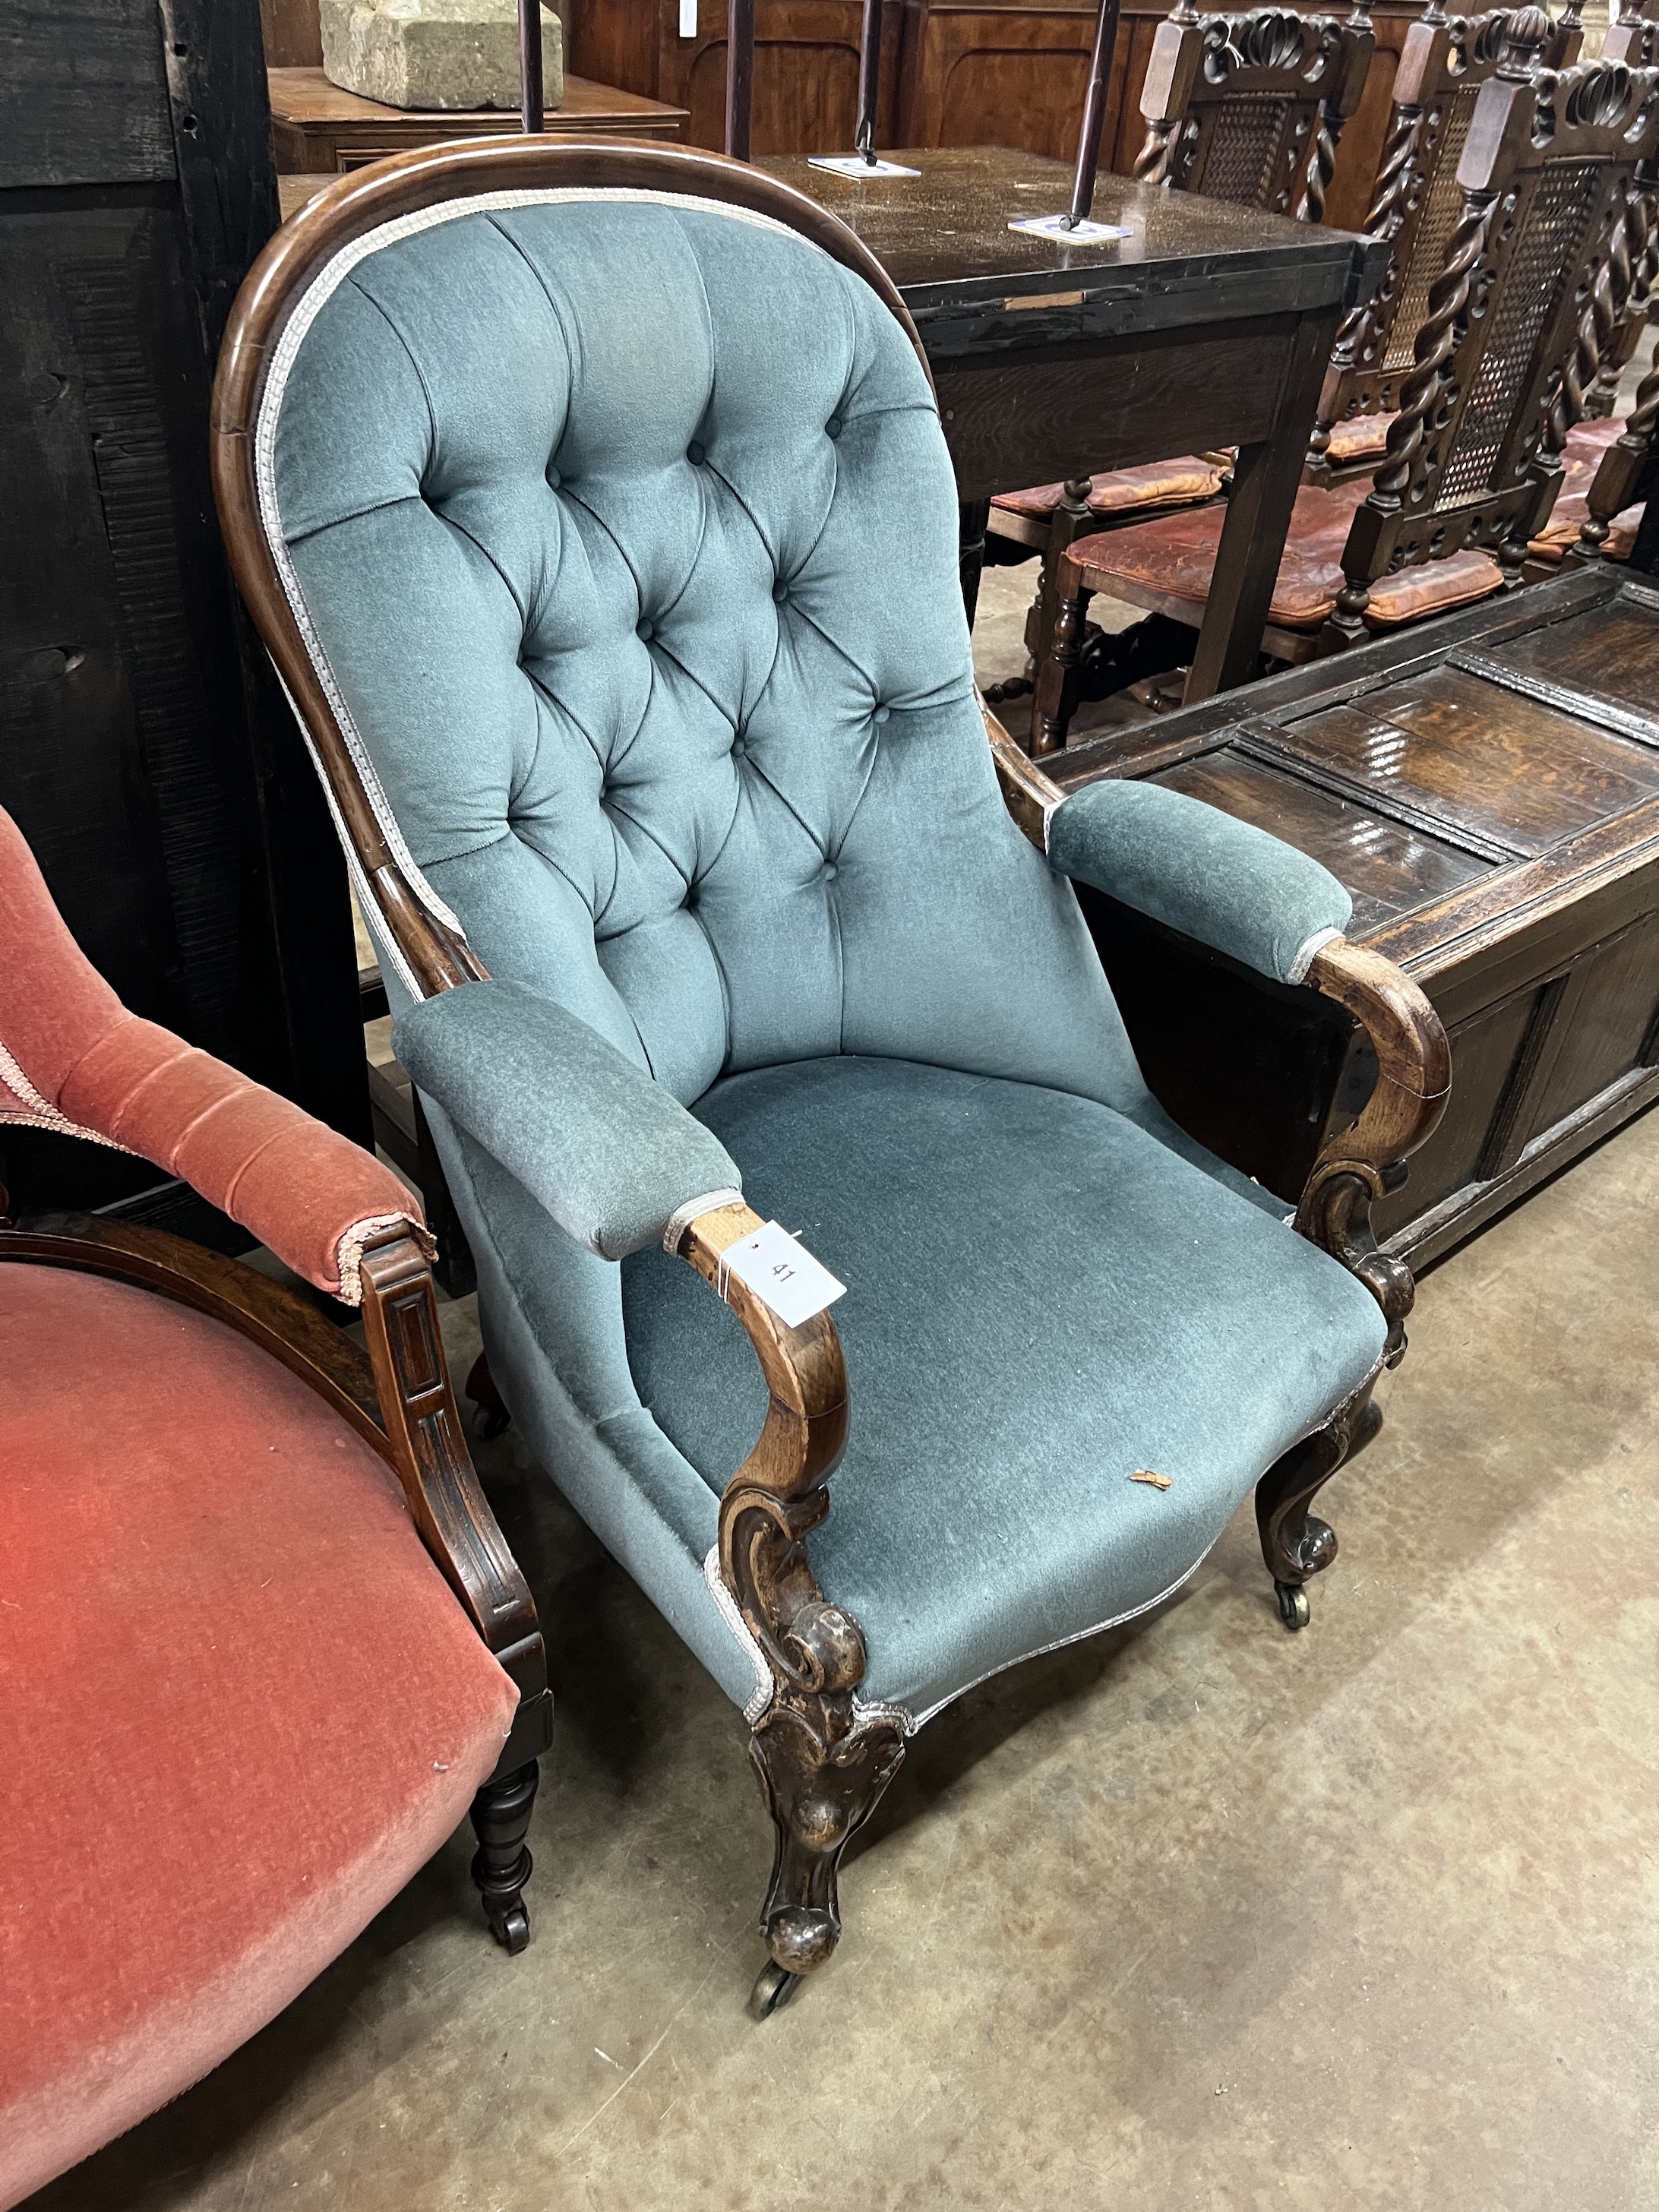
[1528,415,1646,564]
[1321,410,1396,469]
[1072,475,1504,634]
[991,457,1228,525]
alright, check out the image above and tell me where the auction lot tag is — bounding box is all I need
[720,1221,846,1327]
[809,156,921,178]
[1007,214,1131,242]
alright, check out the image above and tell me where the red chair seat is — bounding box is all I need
[992,456,1228,523]
[1528,415,1646,564]
[1072,477,1505,634]
[0,1266,518,2209]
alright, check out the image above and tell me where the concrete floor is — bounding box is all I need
[34,1098,1659,2210]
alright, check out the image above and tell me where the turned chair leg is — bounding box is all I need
[1032,558,1092,756]
[744,1700,905,2018]
[469,1758,540,1953]
[1254,1386,1383,1630]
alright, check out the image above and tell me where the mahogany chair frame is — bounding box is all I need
[1307,0,1585,488]
[211,137,1449,2011]
[1035,16,1659,744]
[0,1209,554,1949]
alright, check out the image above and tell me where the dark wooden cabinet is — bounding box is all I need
[573,0,1425,229]
[0,0,366,1234]
[1049,567,1659,1268]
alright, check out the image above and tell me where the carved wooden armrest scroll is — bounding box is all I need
[669,1201,864,1704]
[1297,939,1452,1363]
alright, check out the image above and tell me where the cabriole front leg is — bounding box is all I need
[1256,1379,1383,1629]
[672,1199,902,2016]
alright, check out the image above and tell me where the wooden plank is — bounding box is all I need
[0,0,175,188]
[1149,749,1491,934]
[1487,593,1659,736]
[1281,667,1659,861]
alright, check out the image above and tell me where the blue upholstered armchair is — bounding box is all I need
[215,141,1450,2014]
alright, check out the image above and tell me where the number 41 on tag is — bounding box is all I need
[720,1221,846,1328]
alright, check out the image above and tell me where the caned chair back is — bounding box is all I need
[1310,1,1585,473]
[1329,10,1659,637]
[1133,0,1376,223]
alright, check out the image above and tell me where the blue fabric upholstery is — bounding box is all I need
[1047,778,1353,985]
[268,185,1384,1725]
[394,978,739,1259]
[623,1057,1385,1721]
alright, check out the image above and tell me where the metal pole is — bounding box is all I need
[855,0,884,163]
[518,0,545,133]
[1065,0,1120,226]
[726,0,756,160]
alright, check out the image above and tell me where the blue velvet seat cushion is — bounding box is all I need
[622,1056,1387,1724]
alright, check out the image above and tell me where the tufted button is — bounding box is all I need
[546,465,561,490]
[773,580,790,605]
[826,413,844,439]
[637,618,654,642]
[687,439,706,466]
[731,734,747,759]
[820,861,837,883]
[873,705,891,725]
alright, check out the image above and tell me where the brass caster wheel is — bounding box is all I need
[748,1960,803,2020]
[1275,1580,1310,1631]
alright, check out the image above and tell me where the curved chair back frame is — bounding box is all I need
[210,138,935,1010]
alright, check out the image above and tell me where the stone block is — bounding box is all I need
[320,0,564,112]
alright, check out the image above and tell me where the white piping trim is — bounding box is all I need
[862,1539,1221,1736]
[703,1544,774,1724]
[662,1187,744,1254]
[253,187,818,1000]
[0,1038,128,1153]
[1285,923,1344,988]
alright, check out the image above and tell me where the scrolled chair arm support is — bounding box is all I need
[1295,937,1451,1363]
[667,1197,904,1989]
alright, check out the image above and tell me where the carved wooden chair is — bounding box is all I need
[211,136,1449,2016]
[1554,340,1659,567]
[982,0,1376,712]
[1306,0,1585,486]
[1035,14,1659,749]
[0,804,550,2207]
[1580,0,1659,414]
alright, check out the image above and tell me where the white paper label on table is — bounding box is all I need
[719,1221,847,1327]
[1008,214,1132,242]
[808,156,921,178]
[678,0,697,36]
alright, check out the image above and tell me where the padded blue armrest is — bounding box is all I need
[394,979,741,1262]
[1045,777,1352,986]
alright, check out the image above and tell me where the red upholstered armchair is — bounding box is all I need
[0,806,551,2210]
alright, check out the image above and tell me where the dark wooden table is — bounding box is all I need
[762,147,1389,702]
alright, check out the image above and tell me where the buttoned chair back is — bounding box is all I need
[215,142,1167,1705]
[215,137,1449,2009]
[1133,0,1376,223]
